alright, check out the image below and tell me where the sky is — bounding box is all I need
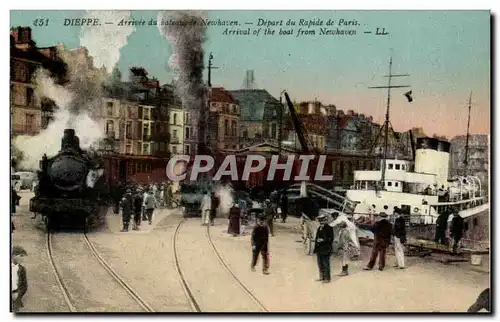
[10,10,490,138]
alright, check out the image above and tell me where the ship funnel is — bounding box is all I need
[414,137,450,187]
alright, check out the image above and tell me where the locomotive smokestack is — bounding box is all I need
[61,129,81,151]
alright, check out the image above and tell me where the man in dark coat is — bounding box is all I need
[120,189,134,232]
[364,212,392,271]
[11,246,28,312]
[280,193,288,223]
[450,212,465,253]
[11,187,21,232]
[251,215,270,275]
[435,211,449,245]
[467,288,490,312]
[132,189,143,230]
[209,192,219,226]
[314,214,334,283]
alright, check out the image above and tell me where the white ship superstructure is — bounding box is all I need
[346,137,487,224]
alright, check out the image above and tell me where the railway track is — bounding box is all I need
[46,232,154,312]
[172,219,268,312]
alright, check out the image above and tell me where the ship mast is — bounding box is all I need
[463,91,472,175]
[368,56,410,186]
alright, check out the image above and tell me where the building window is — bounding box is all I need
[473,218,478,227]
[26,87,34,106]
[395,182,399,187]
[185,145,190,155]
[173,113,177,125]
[25,113,35,132]
[271,123,277,139]
[142,143,150,155]
[106,120,114,134]
[185,127,191,140]
[388,163,393,170]
[224,119,229,136]
[185,112,190,124]
[126,121,132,139]
[395,164,401,170]
[107,102,113,117]
[231,120,237,137]
[387,181,392,187]
[172,145,177,154]
[126,144,132,154]
[402,164,406,170]
[142,108,149,120]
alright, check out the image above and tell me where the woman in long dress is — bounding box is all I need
[227,203,241,236]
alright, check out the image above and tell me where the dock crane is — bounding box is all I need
[281,90,320,154]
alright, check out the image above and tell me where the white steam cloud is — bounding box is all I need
[14,10,135,170]
[214,184,234,216]
[80,10,135,74]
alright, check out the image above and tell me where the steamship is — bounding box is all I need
[345,136,488,225]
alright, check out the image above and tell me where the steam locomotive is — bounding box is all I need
[29,129,109,231]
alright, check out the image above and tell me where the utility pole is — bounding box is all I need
[463,91,472,175]
[203,53,218,153]
[368,56,410,187]
[207,52,218,88]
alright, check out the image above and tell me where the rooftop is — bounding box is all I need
[229,89,281,121]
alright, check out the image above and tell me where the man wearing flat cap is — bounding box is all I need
[364,212,392,271]
[11,246,28,312]
[314,214,334,283]
[120,189,134,232]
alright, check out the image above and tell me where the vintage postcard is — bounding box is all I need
[10,10,490,313]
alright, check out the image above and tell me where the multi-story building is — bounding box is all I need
[160,84,183,155]
[10,26,67,136]
[207,87,240,151]
[229,89,282,148]
[100,67,169,157]
[449,134,489,189]
[283,101,334,152]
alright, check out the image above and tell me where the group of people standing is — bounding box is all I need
[312,208,407,284]
[119,186,157,232]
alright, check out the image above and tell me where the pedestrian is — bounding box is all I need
[132,189,143,230]
[280,192,288,223]
[450,211,464,253]
[337,221,351,276]
[227,203,241,236]
[120,189,133,232]
[393,211,407,269]
[434,210,449,245]
[11,186,21,232]
[331,212,361,260]
[467,288,490,312]
[364,212,392,271]
[165,182,173,209]
[11,246,28,312]
[209,192,219,226]
[264,199,275,236]
[314,214,334,283]
[239,198,249,235]
[143,188,156,225]
[142,189,149,221]
[200,191,211,225]
[251,215,270,275]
